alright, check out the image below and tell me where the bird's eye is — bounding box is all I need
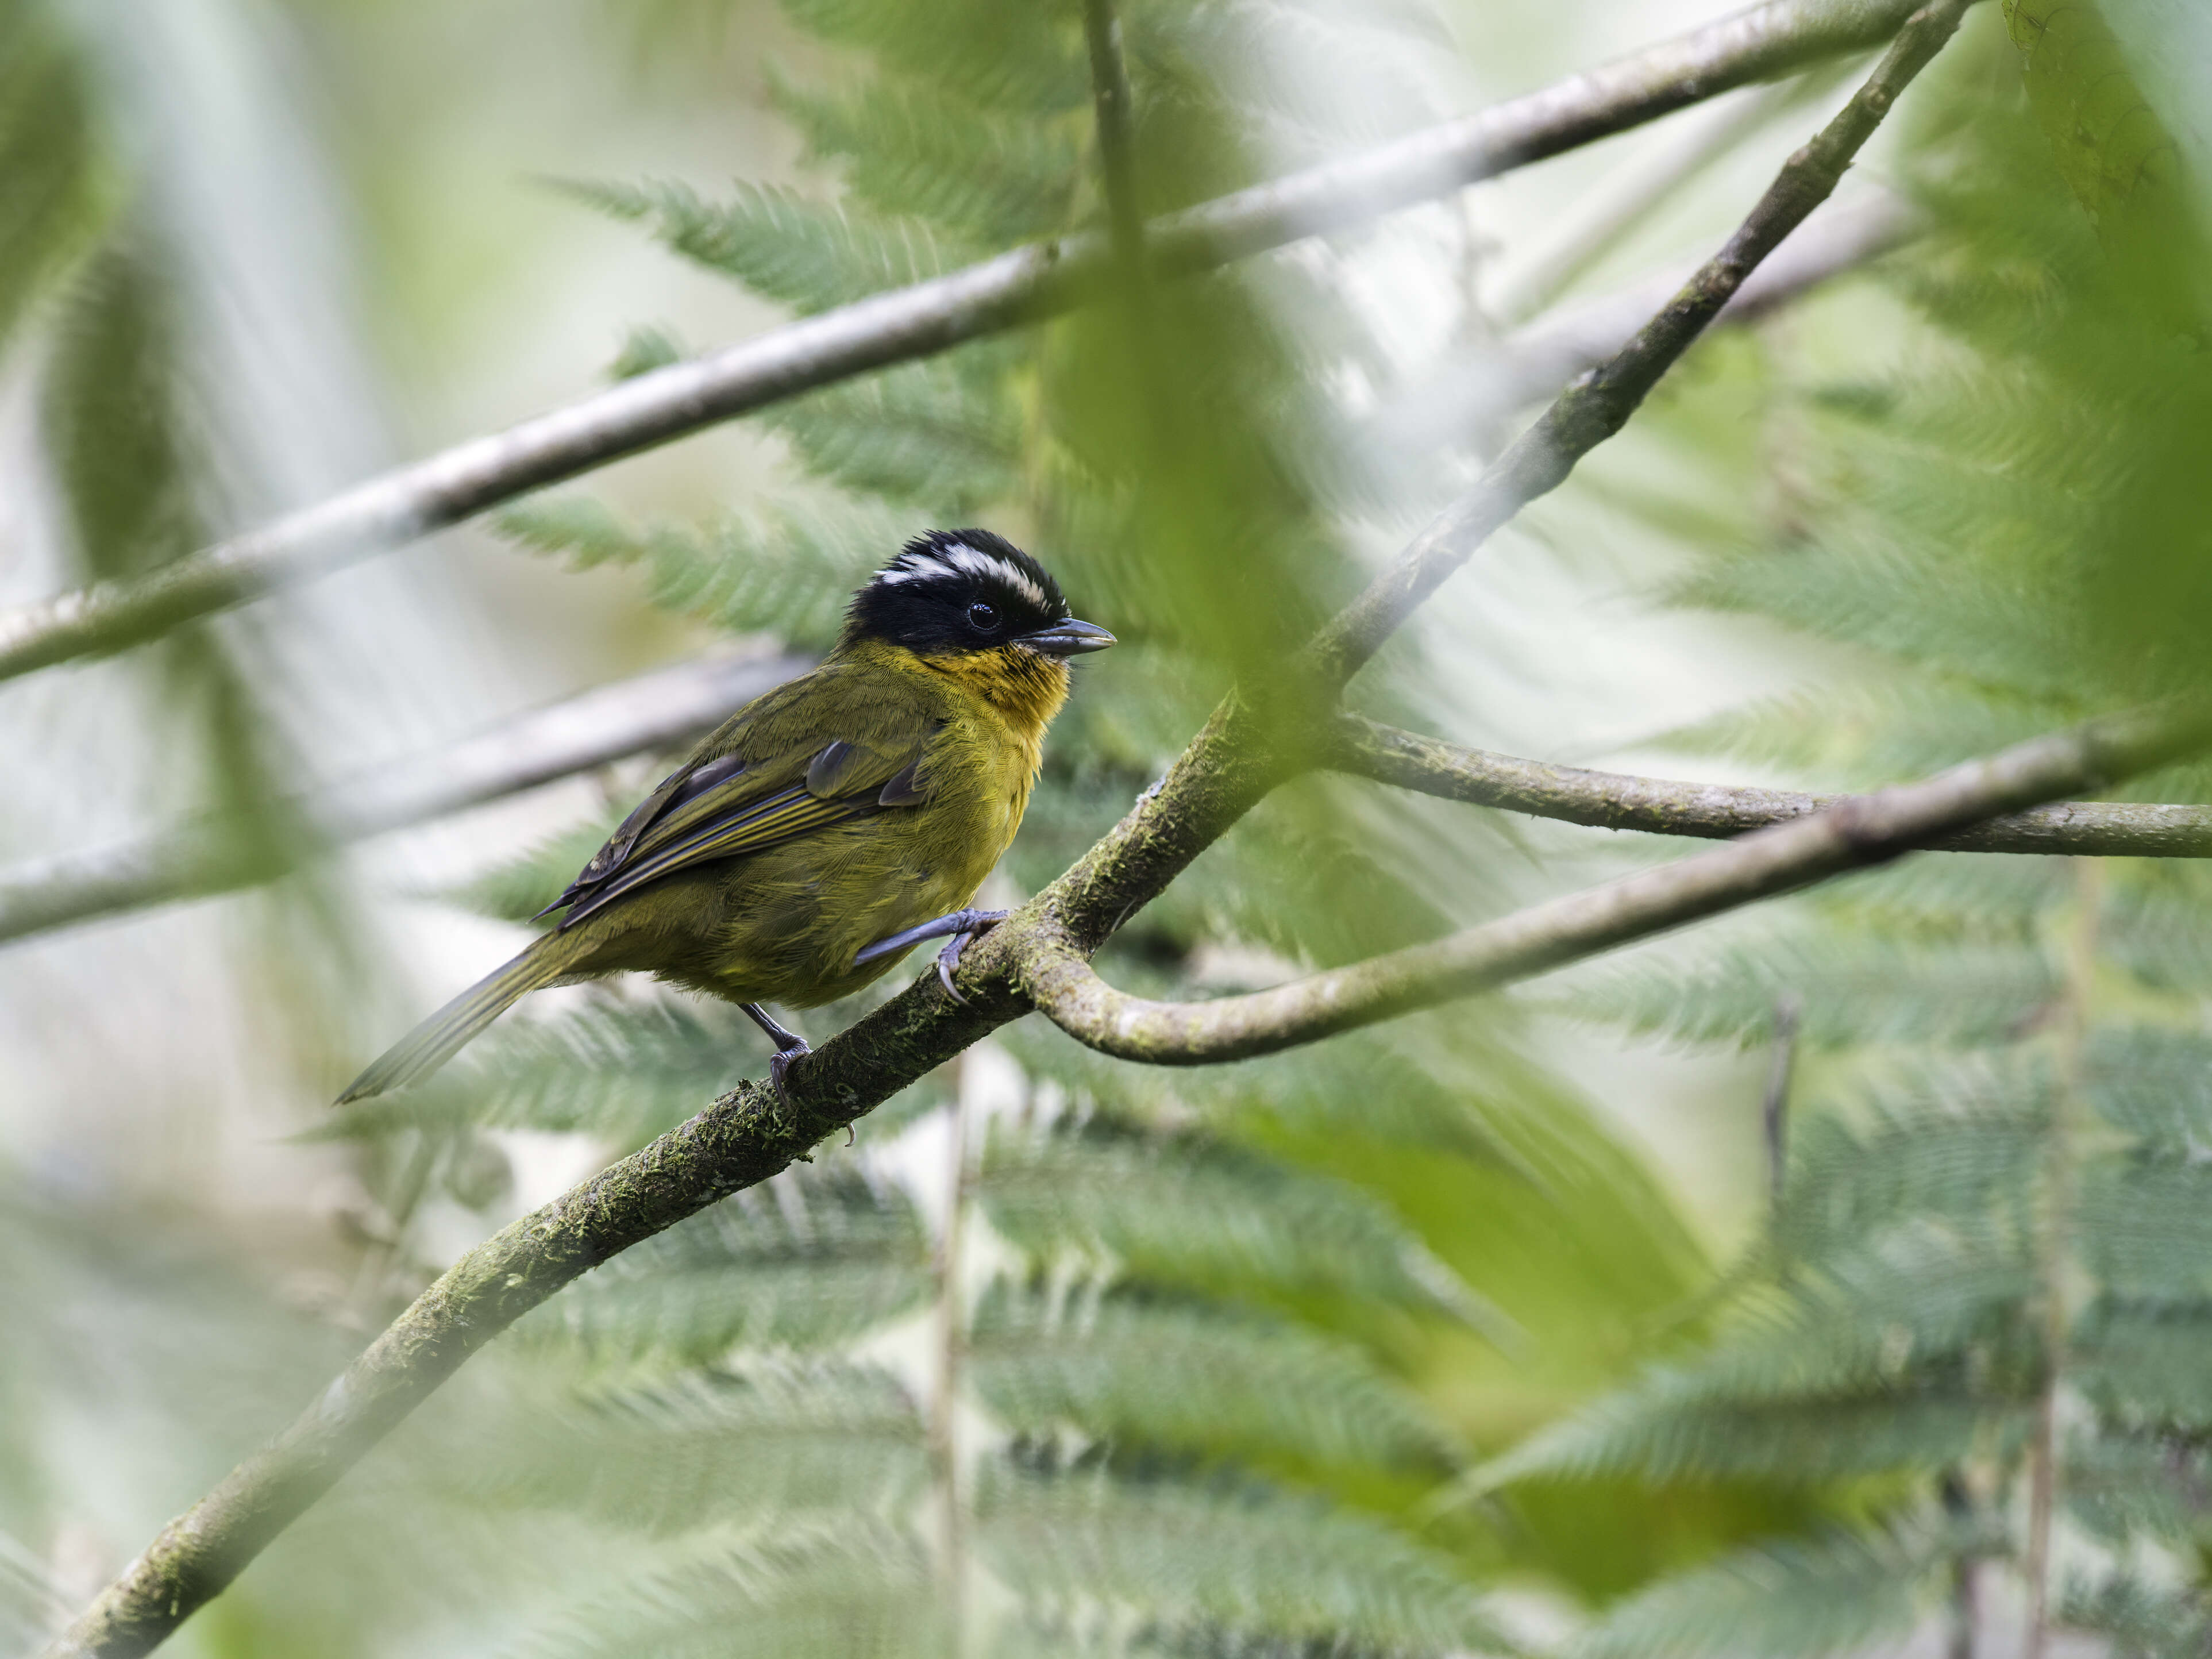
[967,601,999,630]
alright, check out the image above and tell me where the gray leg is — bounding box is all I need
[854,908,1011,966]
[742,1002,811,1097]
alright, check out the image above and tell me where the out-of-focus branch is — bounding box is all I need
[0,0,1939,687]
[1311,0,1971,690]
[1020,706,2212,1065]
[1378,190,1914,451]
[1081,0,1143,267]
[1486,66,1847,326]
[0,189,1909,957]
[39,10,1971,1656]
[0,650,811,948]
[1327,714,2212,856]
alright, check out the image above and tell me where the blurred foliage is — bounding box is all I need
[7,0,2211,1656]
[1504,23,2212,1659]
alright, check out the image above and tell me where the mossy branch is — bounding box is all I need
[1022,705,2212,1065]
[1327,715,2212,857]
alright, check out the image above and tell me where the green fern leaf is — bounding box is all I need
[967,1284,1449,1471]
[513,1164,930,1372]
[975,1465,1504,1656]
[1567,1529,1930,1659]
[554,176,961,311]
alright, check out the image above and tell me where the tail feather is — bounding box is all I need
[337,935,576,1104]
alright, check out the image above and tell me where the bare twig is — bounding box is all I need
[1326,714,2212,856]
[38,9,1971,1654]
[1309,0,1972,690]
[1019,707,2209,1065]
[0,0,1936,686]
[0,651,811,947]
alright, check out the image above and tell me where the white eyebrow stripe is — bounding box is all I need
[875,544,1051,609]
[938,543,1049,607]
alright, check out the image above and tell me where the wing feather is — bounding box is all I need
[548,716,939,930]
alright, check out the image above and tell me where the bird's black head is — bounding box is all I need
[844,529,1114,659]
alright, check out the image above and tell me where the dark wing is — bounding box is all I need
[548,732,933,930]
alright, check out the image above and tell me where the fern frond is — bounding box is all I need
[317,998,774,1148]
[1566,1528,1930,1659]
[1547,915,2057,1051]
[978,1117,1471,1315]
[2075,1299,2212,1430]
[768,68,1080,244]
[2063,1431,2212,1549]
[1778,1056,2049,1263]
[2058,1572,2212,1656]
[771,1,1085,117]
[461,1360,925,1534]
[514,1164,930,1372]
[976,1465,1502,1656]
[2082,1027,2212,1152]
[2076,1160,2212,1302]
[968,1284,1448,1471]
[554,176,962,312]
[495,494,900,646]
[765,355,1024,512]
[1485,1373,1998,1488]
[495,1520,935,1659]
[1658,678,2070,792]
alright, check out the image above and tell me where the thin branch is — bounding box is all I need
[1326,713,2212,856]
[0,651,812,947]
[1017,706,2210,1065]
[0,0,1935,686]
[1308,0,1973,690]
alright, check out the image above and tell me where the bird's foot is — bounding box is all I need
[768,1038,813,1102]
[937,912,1009,1005]
[741,1002,812,1104]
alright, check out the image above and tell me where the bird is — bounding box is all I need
[337,529,1113,1105]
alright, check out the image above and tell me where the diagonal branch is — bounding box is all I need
[0,0,1933,686]
[1327,715,2212,856]
[38,10,1972,1656]
[1309,0,1972,689]
[1021,705,2212,1065]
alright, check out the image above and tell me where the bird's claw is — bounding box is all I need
[936,913,1008,1005]
[768,1038,813,1103]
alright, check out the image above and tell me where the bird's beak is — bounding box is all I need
[1017,618,1116,657]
